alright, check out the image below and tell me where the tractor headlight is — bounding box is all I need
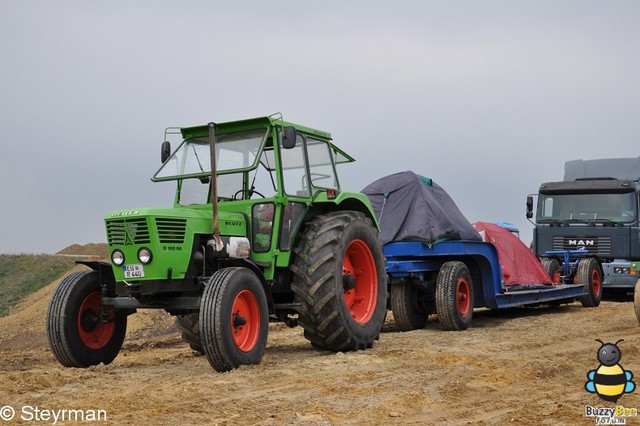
[111,250,125,266]
[138,247,153,264]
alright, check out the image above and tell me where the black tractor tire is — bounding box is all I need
[291,211,387,352]
[199,267,269,372]
[634,279,640,325]
[46,270,127,367]
[391,283,429,331]
[175,314,203,353]
[435,261,474,331]
[578,257,603,307]
[541,257,562,284]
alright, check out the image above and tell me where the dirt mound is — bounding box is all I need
[2,267,640,424]
[56,243,109,258]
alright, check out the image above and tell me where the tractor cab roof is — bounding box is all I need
[178,115,354,165]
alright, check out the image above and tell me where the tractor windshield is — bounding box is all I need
[153,128,268,181]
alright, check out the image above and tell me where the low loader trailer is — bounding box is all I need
[385,239,602,331]
[362,172,602,331]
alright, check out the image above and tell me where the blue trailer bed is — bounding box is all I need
[384,240,598,331]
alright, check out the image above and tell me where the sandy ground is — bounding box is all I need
[1,265,640,425]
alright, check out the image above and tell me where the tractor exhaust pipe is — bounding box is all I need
[208,122,223,251]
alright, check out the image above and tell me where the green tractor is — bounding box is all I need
[46,115,387,372]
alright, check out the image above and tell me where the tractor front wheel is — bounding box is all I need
[175,313,203,354]
[199,267,268,372]
[291,211,387,351]
[435,261,474,331]
[46,270,127,367]
[577,257,602,308]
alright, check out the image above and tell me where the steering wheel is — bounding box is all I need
[233,189,266,200]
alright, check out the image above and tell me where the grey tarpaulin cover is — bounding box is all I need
[362,171,482,245]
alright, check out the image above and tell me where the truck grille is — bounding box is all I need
[551,236,613,256]
[156,218,187,244]
[106,218,151,246]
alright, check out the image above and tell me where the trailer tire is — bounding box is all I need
[199,267,268,372]
[291,211,387,352]
[46,270,127,367]
[577,257,602,308]
[541,258,561,284]
[634,279,640,325]
[391,282,429,331]
[175,314,203,353]
[436,261,473,331]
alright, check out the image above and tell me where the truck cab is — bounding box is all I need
[528,158,640,290]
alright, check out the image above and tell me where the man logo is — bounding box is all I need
[568,239,595,250]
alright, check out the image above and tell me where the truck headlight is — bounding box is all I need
[613,267,630,274]
[112,250,125,266]
[138,247,153,264]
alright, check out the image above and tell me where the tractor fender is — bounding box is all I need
[313,192,380,230]
[75,260,117,296]
[217,258,275,314]
[76,260,115,282]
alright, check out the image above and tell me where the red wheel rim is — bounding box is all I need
[77,292,115,350]
[551,270,561,284]
[231,290,261,352]
[591,268,602,297]
[342,239,378,324]
[456,278,471,317]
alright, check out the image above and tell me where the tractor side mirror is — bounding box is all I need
[526,195,534,219]
[161,141,171,163]
[282,126,297,149]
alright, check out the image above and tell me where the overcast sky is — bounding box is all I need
[1,1,639,254]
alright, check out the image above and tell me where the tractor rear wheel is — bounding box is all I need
[199,267,268,372]
[577,257,602,307]
[541,257,562,284]
[175,314,203,353]
[435,261,474,331]
[291,211,387,351]
[391,282,429,331]
[634,279,640,325]
[46,270,127,367]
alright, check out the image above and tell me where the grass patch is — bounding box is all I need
[0,255,77,317]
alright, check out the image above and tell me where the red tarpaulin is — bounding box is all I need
[473,222,552,286]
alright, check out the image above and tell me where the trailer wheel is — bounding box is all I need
[291,211,387,352]
[199,267,268,372]
[634,279,640,325]
[435,261,474,331]
[577,257,602,308]
[541,258,562,284]
[175,314,203,354]
[391,282,429,331]
[46,270,127,367]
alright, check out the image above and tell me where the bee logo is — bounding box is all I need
[585,339,635,403]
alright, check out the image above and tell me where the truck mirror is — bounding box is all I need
[282,126,297,149]
[161,141,171,163]
[526,195,534,219]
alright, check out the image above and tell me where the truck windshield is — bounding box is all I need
[153,128,268,181]
[537,192,637,223]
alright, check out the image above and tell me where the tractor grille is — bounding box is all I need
[551,236,612,256]
[156,218,187,244]
[106,218,151,246]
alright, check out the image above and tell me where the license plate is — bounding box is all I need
[123,264,145,278]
